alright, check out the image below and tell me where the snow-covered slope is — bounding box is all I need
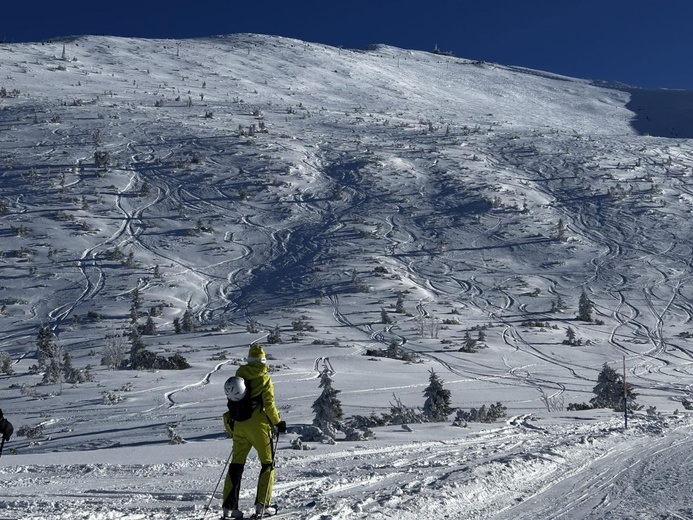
[2,34,693,519]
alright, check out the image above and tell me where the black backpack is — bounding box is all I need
[227,379,263,422]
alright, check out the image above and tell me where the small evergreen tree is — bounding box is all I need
[128,327,154,369]
[590,363,637,411]
[246,319,259,333]
[102,326,128,370]
[551,294,567,313]
[395,292,405,313]
[62,350,86,384]
[312,368,343,439]
[130,287,142,323]
[267,325,282,344]
[386,340,401,359]
[422,369,453,421]
[381,308,392,324]
[36,325,58,369]
[556,218,566,242]
[181,308,195,332]
[565,326,577,345]
[142,315,157,336]
[463,331,477,352]
[577,288,594,322]
[42,357,62,384]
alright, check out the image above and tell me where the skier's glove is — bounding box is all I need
[276,421,287,434]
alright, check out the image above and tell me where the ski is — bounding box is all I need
[216,511,296,520]
[247,514,294,520]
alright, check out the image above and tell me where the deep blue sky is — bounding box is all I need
[3,1,692,89]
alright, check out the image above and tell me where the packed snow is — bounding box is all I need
[2,34,693,519]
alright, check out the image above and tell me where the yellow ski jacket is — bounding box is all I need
[223,361,281,437]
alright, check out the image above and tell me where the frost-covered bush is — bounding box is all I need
[346,413,388,429]
[290,437,313,450]
[17,424,43,439]
[167,424,185,444]
[455,402,507,424]
[383,394,425,425]
[293,425,332,443]
[341,423,375,441]
[0,351,14,375]
[102,391,124,405]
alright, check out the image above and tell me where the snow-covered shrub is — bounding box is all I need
[290,437,313,450]
[341,423,375,441]
[167,424,185,444]
[102,391,124,405]
[17,424,43,439]
[267,325,282,344]
[293,425,332,443]
[0,351,14,375]
[383,394,425,425]
[94,150,110,169]
[452,409,468,428]
[456,402,507,423]
[346,413,388,429]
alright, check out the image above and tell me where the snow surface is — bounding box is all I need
[2,34,693,519]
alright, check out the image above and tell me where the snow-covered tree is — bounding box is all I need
[129,287,142,323]
[267,324,282,344]
[0,351,13,375]
[36,325,57,369]
[41,356,61,384]
[312,368,343,440]
[422,369,453,422]
[556,218,566,242]
[395,292,406,313]
[181,308,195,332]
[142,315,157,336]
[577,288,594,322]
[564,326,577,345]
[591,363,637,411]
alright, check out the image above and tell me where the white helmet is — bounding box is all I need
[224,376,247,401]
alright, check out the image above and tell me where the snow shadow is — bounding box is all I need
[622,87,693,138]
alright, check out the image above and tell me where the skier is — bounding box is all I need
[0,408,14,458]
[222,344,286,519]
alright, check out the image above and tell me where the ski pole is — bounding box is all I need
[200,450,233,520]
[0,437,5,459]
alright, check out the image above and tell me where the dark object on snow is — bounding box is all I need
[0,408,14,457]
